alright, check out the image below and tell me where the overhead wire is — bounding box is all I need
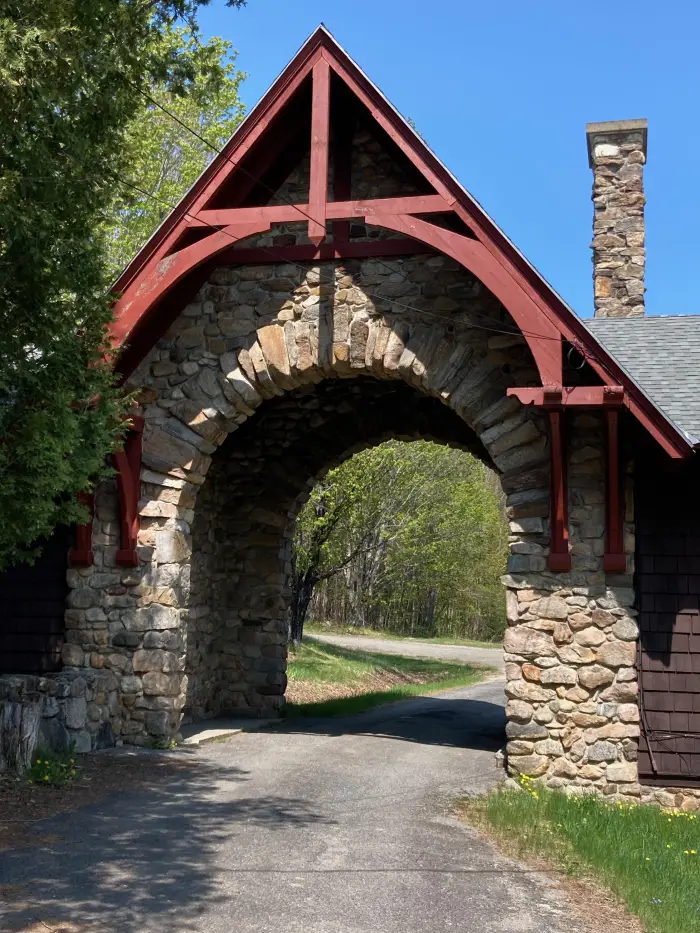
[19,79,598,362]
[125,81,587,351]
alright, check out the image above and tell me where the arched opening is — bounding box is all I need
[184,376,501,723]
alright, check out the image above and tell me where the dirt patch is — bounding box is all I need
[286,665,447,705]
[456,799,643,933]
[0,751,192,852]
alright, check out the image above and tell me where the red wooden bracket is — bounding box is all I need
[69,492,95,567]
[604,409,626,573]
[548,410,571,572]
[308,57,331,245]
[113,415,144,567]
[508,386,625,408]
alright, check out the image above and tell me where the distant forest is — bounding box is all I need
[290,441,508,644]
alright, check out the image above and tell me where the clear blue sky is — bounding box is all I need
[197,0,700,319]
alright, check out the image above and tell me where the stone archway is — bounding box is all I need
[114,252,548,739]
[54,29,663,799]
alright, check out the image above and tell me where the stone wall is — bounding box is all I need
[503,412,643,800]
[0,669,119,766]
[55,250,554,745]
[4,247,694,803]
[46,245,646,801]
[587,119,647,319]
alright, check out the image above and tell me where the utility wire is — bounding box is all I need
[126,81,584,351]
[24,83,595,362]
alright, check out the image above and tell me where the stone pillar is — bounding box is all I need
[586,119,647,318]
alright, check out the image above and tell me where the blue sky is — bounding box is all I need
[197,0,700,319]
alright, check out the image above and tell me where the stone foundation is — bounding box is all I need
[0,669,119,767]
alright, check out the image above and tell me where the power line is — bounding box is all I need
[21,86,595,364]
[127,82,580,349]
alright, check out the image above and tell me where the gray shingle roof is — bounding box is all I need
[586,315,700,445]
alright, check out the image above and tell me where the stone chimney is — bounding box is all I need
[586,119,648,317]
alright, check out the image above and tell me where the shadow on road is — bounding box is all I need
[278,695,506,753]
[0,755,334,933]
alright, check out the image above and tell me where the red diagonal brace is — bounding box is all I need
[604,409,626,573]
[308,57,331,246]
[548,410,571,572]
[113,415,144,567]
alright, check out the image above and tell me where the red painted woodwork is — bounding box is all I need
[112,221,270,347]
[69,492,94,567]
[190,194,450,227]
[370,213,564,387]
[548,411,571,572]
[308,58,331,245]
[113,416,144,568]
[508,386,625,408]
[109,24,692,468]
[604,410,626,573]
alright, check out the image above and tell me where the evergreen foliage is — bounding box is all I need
[0,2,244,569]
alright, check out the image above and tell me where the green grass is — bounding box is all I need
[461,781,700,933]
[305,621,503,650]
[285,637,490,718]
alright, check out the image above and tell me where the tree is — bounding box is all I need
[104,25,245,278]
[299,441,509,643]
[289,444,445,644]
[0,1,244,569]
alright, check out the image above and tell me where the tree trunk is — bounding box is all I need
[0,697,42,775]
[288,572,316,646]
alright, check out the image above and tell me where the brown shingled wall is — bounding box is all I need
[636,457,700,784]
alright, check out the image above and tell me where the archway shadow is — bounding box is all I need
[0,753,334,933]
[276,694,506,753]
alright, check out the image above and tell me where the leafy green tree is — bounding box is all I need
[299,441,508,643]
[290,444,425,644]
[104,25,245,278]
[0,1,243,569]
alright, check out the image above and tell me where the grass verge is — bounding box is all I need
[459,781,700,933]
[285,636,491,718]
[305,621,502,650]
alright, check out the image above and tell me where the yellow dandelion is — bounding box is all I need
[44,760,49,765]
[43,775,49,781]
[36,759,41,764]
[692,850,697,855]
[645,857,650,862]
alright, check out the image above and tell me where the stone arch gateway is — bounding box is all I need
[6,27,698,804]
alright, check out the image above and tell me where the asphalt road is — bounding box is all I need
[310,631,505,671]
[0,680,582,933]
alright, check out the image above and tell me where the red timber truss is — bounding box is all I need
[93,26,691,572]
[70,416,143,568]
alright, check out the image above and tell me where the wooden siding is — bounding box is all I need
[636,457,700,784]
[0,527,69,674]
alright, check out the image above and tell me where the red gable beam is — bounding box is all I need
[308,58,331,245]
